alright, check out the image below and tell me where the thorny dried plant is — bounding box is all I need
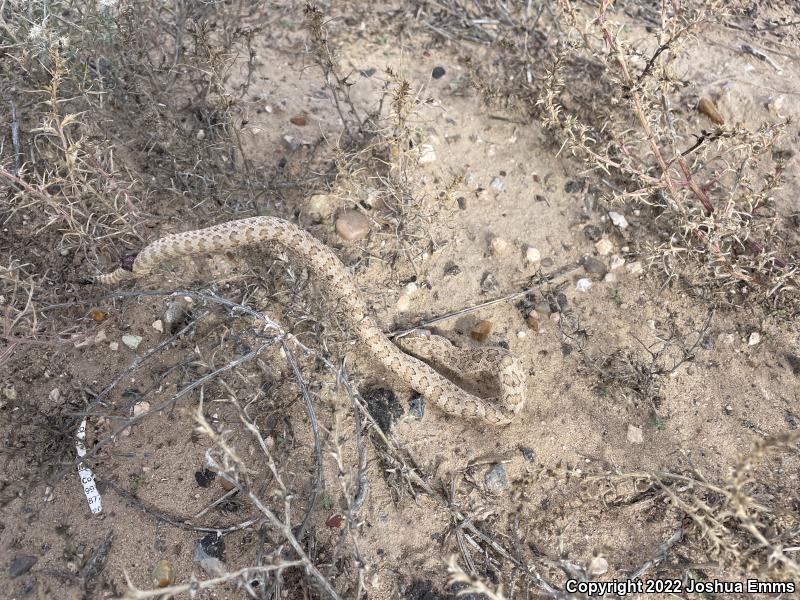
[426,0,797,314]
[582,312,713,410]
[536,1,797,312]
[1,0,263,344]
[302,5,462,282]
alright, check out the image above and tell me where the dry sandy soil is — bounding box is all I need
[1,2,799,599]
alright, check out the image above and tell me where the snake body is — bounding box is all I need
[97,216,525,425]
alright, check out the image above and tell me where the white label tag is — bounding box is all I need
[76,419,102,514]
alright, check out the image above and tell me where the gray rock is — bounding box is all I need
[9,555,37,578]
[583,257,608,276]
[583,225,602,241]
[484,463,509,492]
[408,395,425,420]
[443,262,461,276]
[480,272,499,292]
[122,334,142,350]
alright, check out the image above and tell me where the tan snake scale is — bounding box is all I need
[97,217,526,424]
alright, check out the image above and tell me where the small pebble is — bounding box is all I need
[431,66,446,79]
[396,294,412,312]
[583,225,602,241]
[89,308,108,322]
[152,559,175,587]
[550,313,561,323]
[717,333,736,346]
[490,237,510,256]
[443,262,461,276]
[109,341,119,351]
[480,272,499,292]
[470,320,493,342]
[325,514,345,528]
[306,194,337,223]
[588,556,609,577]
[583,257,608,276]
[525,246,541,264]
[608,211,629,229]
[484,463,509,492]
[132,400,150,417]
[519,446,536,462]
[516,330,526,339]
[9,555,37,578]
[534,301,551,316]
[748,332,761,346]
[604,272,617,283]
[195,469,216,488]
[2,385,17,401]
[627,425,644,444]
[541,257,554,268]
[290,115,307,126]
[335,210,370,242]
[152,320,164,333]
[489,177,504,192]
[610,255,626,271]
[626,262,643,276]
[408,394,425,420]
[595,238,614,256]
[122,334,143,350]
[418,144,437,165]
[526,313,540,332]
[576,278,593,292]
[49,388,61,403]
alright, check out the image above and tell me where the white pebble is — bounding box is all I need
[589,556,609,577]
[49,388,61,403]
[595,238,614,256]
[627,425,644,444]
[626,261,643,276]
[132,401,150,417]
[418,144,437,165]
[748,332,761,346]
[396,294,412,312]
[525,246,541,264]
[576,278,593,292]
[490,237,510,256]
[609,211,629,229]
[152,320,164,333]
[610,255,626,271]
[306,194,336,222]
[109,341,119,351]
[516,330,526,338]
[603,272,617,283]
[122,334,143,350]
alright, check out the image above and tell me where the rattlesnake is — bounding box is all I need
[97,216,526,425]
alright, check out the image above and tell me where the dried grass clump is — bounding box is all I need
[539,1,796,312]
[1,0,260,347]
